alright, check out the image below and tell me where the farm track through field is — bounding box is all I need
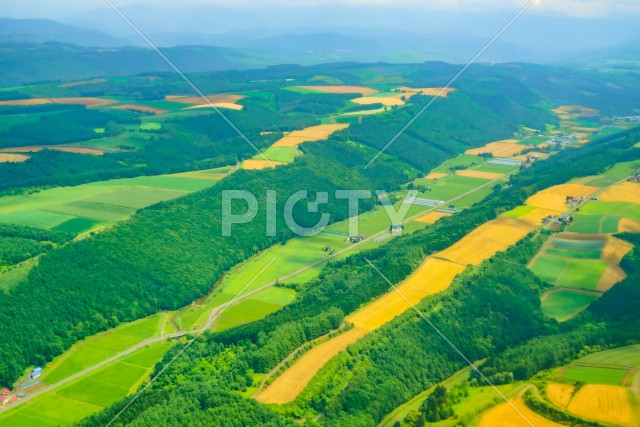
[2,170,516,413]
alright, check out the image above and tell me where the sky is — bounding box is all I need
[2,0,640,19]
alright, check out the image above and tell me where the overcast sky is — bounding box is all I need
[2,0,640,19]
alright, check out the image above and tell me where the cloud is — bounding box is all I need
[2,0,639,19]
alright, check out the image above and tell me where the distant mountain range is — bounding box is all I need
[0,17,638,86]
[0,18,129,47]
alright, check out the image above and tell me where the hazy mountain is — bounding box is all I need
[0,43,269,86]
[0,18,130,47]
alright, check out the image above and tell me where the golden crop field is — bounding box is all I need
[456,169,503,180]
[601,236,634,264]
[184,103,244,111]
[547,383,574,409]
[465,139,532,157]
[552,105,599,120]
[351,96,405,107]
[619,218,640,233]
[425,172,448,180]
[347,258,465,331]
[0,145,105,155]
[597,264,628,292]
[397,87,457,98]
[255,328,367,404]
[241,159,285,170]
[112,104,168,114]
[415,211,452,224]
[166,94,245,105]
[294,85,379,96]
[479,398,564,427]
[437,218,535,266]
[567,385,632,425]
[599,181,640,204]
[0,97,116,108]
[0,153,29,163]
[515,207,558,227]
[525,184,599,212]
[59,78,106,88]
[272,124,349,147]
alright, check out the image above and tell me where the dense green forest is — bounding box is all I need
[78,127,640,426]
[0,224,72,269]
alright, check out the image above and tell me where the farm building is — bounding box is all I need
[29,367,42,379]
[0,388,9,396]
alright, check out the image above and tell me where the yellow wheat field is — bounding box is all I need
[601,236,634,264]
[59,78,106,88]
[437,218,535,266]
[294,86,379,96]
[0,97,116,108]
[0,153,29,163]
[599,181,640,204]
[184,102,244,111]
[552,105,599,120]
[479,398,564,427]
[425,172,448,180]
[397,87,457,98]
[456,170,504,180]
[347,258,465,331]
[567,385,632,425]
[167,94,244,105]
[465,140,532,157]
[415,211,452,224]
[351,96,406,107]
[515,207,559,227]
[242,160,285,170]
[272,124,349,147]
[547,383,574,409]
[255,328,367,404]
[525,184,599,213]
[619,218,640,233]
[597,265,628,292]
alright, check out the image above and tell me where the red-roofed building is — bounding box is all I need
[0,388,10,396]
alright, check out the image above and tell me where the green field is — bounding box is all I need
[432,154,480,174]
[41,314,164,384]
[502,205,535,219]
[562,366,628,386]
[541,289,600,321]
[139,121,161,131]
[0,167,227,232]
[580,201,640,222]
[474,163,518,174]
[0,257,39,292]
[581,161,640,187]
[259,146,300,163]
[575,344,640,369]
[568,214,621,234]
[530,255,607,290]
[419,175,489,201]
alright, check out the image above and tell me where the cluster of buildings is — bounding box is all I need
[613,115,640,123]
